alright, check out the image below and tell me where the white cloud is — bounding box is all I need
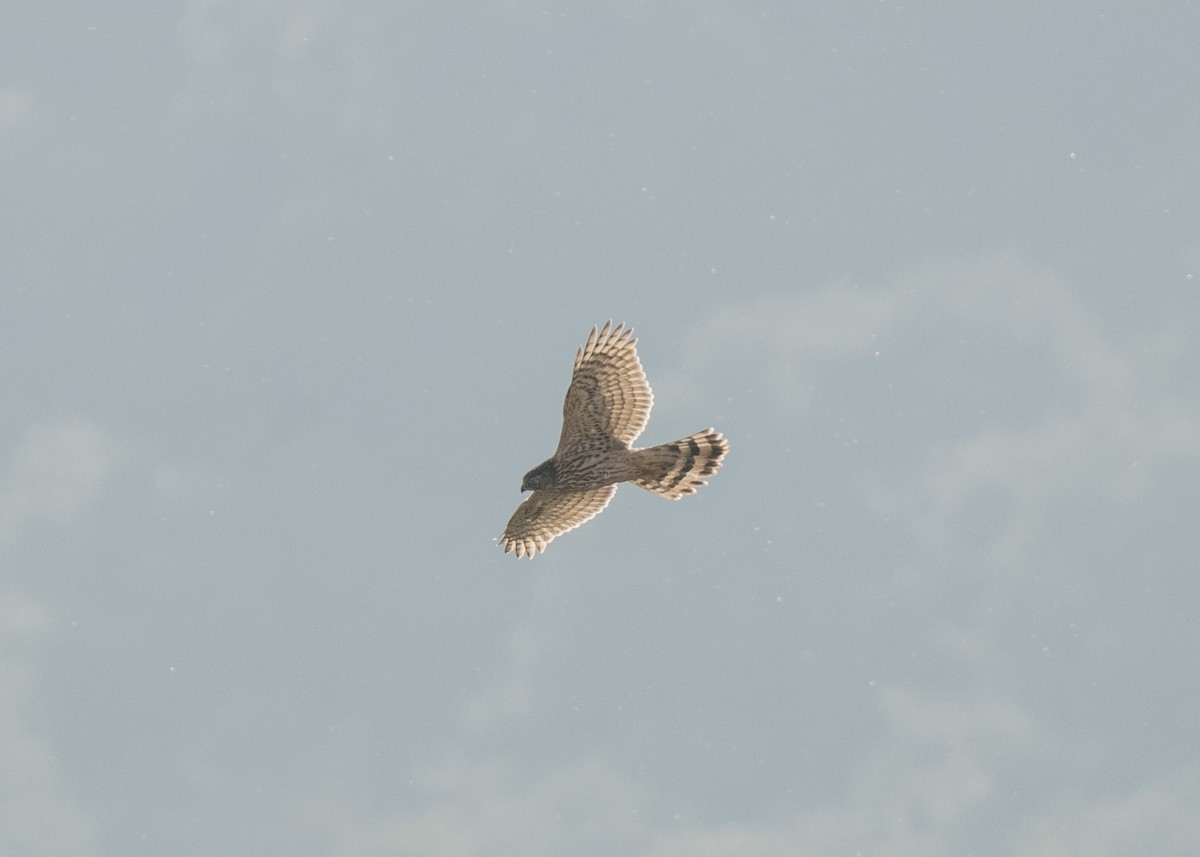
[0,420,117,544]
[175,0,336,110]
[363,751,655,857]
[641,253,1200,855]
[0,85,38,134]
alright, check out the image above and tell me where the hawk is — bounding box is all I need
[501,321,729,558]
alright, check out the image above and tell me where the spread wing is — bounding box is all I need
[500,485,618,558]
[556,321,653,456]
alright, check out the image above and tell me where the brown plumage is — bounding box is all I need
[501,321,729,558]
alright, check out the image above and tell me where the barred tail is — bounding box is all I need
[631,429,729,500]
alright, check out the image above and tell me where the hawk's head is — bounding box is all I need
[520,459,558,492]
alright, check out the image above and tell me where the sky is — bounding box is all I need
[3,2,1200,855]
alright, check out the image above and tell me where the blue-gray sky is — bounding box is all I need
[4,3,1199,855]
